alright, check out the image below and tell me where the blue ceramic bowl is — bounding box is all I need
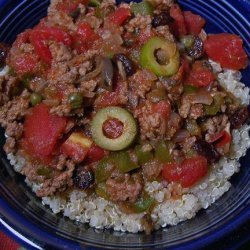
[0,0,249,249]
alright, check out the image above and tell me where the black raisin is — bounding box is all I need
[193,139,220,163]
[152,12,173,28]
[230,106,250,129]
[113,53,135,77]
[187,36,204,59]
[73,168,94,189]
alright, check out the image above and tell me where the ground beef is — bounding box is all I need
[3,137,16,154]
[189,103,204,119]
[134,100,167,141]
[29,77,47,93]
[151,0,174,9]
[50,42,73,63]
[50,103,72,117]
[47,2,76,31]
[0,97,29,128]
[36,160,75,197]
[125,15,152,33]
[179,94,205,119]
[5,121,23,138]
[165,112,182,139]
[129,70,154,99]
[142,160,163,182]
[47,62,78,86]
[180,136,197,153]
[106,172,143,202]
[3,76,20,96]
[202,115,228,141]
[155,25,175,42]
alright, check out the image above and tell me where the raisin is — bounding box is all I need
[193,139,220,163]
[113,53,135,77]
[230,106,250,129]
[73,168,94,189]
[187,36,204,59]
[152,12,173,28]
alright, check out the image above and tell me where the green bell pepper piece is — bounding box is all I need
[204,94,224,116]
[155,141,173,163]
[180,35,195,49]
[114,151,139,173]
[135,145,153,165]
[183,85,199,94]
[95,157,114,184]
[89,0,101,7]
[133,193,155,213]
[185,119,201,136]
[95,183,109,200]
[131,1,154,16]
[36,167,52,178]
[140,37,180,77]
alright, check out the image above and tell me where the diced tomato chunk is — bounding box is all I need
[38,27,73,46]
[29,32,52,64]
[73,22,100,53]
[170,4,187,38]
[184,11,205,35]
[23,104,67,159]
[185,60,215,87]
[109,7,131,26]
[61,132,93,162]
[204,33,248,70]
[162,156,208,187]
[61,140,89,163]
[152,100,171,119]
[86,145,106,163]
[29,27,73,64]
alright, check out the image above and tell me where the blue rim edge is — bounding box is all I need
[0,196,249,250]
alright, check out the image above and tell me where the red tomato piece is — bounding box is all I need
[185,60,215,87]
[29,32,52,64]
[204,33,248,70]
[56,0,89,14]
[152,100,171,119]
[172,57,190,82]
[61,140,89,163]
[162,156,208,187]
[184,11,206,35]
[170,4,187,38]
[86,145,106,164]
[73,22,100,53]
[29,27,73,64]
[23,104,67,158]
[210,130,232,148]
[38,27,73,46]
[12,53,39,75]
[109,7,131,26]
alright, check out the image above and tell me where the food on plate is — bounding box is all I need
[0,0,249,233]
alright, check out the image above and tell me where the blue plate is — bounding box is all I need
[0,0,249,249]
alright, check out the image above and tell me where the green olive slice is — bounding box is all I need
[91,106,137,151]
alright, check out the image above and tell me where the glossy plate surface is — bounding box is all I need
[0,0,249,249]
